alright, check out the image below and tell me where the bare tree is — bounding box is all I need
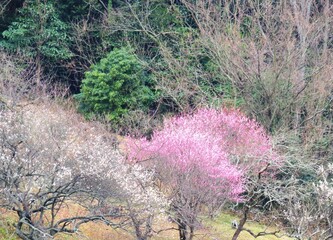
[230,161,287,240]
[180,0,333,133]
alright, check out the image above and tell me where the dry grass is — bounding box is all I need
[0,206,294,240]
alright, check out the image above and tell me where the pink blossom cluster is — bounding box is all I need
[126,108,278,201]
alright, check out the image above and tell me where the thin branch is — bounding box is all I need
[242,227,284,238]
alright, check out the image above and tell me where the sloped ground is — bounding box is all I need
[0,100,294,240]
[1,207,294,240]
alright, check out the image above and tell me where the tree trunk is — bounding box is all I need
[36,52,41,86]
[289,0,312,130]
[231,206,249,240]
[322,0,329,63]
[178,219,187,240]
[188,225,194,240]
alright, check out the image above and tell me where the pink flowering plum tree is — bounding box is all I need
[126,108,279,240]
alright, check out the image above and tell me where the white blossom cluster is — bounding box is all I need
[72,134,169,216]
[315,164,333,200]
[25,102,168,210]
[0,106,76,206]
[283,163,333,239]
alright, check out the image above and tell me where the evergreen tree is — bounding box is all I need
[77,47,156,122]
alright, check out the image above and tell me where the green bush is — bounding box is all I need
[1,1,72,61]
[76,47,156,122]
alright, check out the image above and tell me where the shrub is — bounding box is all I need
[76,47,156,122]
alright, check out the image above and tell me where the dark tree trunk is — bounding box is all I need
[178,218,187,240]
[189,225,194,240]
[231,206,249,240]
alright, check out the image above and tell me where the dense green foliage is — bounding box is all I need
[1,2,71,59]
[76,47,155,121]
[0,0,72,76]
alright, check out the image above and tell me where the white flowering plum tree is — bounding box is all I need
[72,133,168,240]
[0,106,91,239]
[126,108,280,240]
[0,101,168,240]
